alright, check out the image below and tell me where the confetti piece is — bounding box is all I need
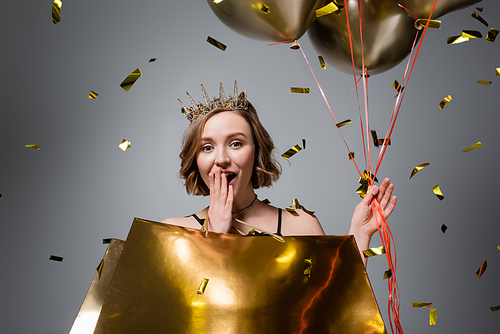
[290,41,300,50]
[292,198,315,216]
[475,260,488,278]
[261,4,270,14]
[290,87,310,94]
[383,269,392,280]
[447,35,469,44]
[429,308,437,325]
[377,138,391,146]
[433,184,444,201]
[285,206,299,216]
[96,259,104,279]
[439,95,452,110]
[206,36,227,51]
[471,11,488,27]
[491,305,500,312]
[371,130,379,147]
[363,246,385,258]
[316,1,344,17]
[213,0,223,3]
[461,142,483,152]
[441,224,447,233]
[52,0,62,24]
[336,119,352,128]
[149,58,157,63]
[281,144,302,159]
[477,80,492,85]
[417,19,441,29]
[497,68,500,76]
[409,162,430,179]
[197,278,209,294]
[49,255,63,262]
[119,139,131,151]
[102,238,112,244]
[25,144,40,150]
[462,30,482,39]
[497,245,500,251]
[303,259,313,277]
[318,56,326,69]
[302,139,306,150]
[476,7,483,12]
[486,29,499,43]
[412,302,433,308]
[120,68,142,92]
[392,80,404,93]
[89,90,98,99]
[262,198,271,204]
[348,152,354,160]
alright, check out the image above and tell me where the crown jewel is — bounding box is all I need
[179,81,248,122]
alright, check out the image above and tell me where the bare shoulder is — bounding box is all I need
[281,208,325,236]
[161,215,203,230]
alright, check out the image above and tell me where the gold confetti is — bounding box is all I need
[52,0,62,24]
[377,138,391,146]
[475,260,488,278]
[302,139,306,150]
[433,184,444,200]
[336,119,352,128]
[316,1,344,17]
[429,308,437,325]
[491,305,500,312]
[285,206,299,216]
[497,68,500,76]
[462,30,482,39]
[96,259,104,279]
[261,4,270,14]
[417,19,441,29]
[206,36,227,51]
[303,259,313,277]
[102,238,112,244]
[477,80,492,85]
[290,41,300,50]
[213,0,223,3]
[447,35,469,44]
[348,152,354,160]
[149,58,157,63]
[383,269,392,280]
[25,144,40,150]
[476,7,483,12]
[392,80,404,93]
[363,246,386,258]
[119,139,131,151]
[89,90,98,99]
[120,68,142,92]
[471,11,488,27]
[290,87,310,94]
[49,255,63,262]
[461,142,483,152]
[412,302,433,308]
[409,162,430,179]
[497,245,500,251]
[281,144,302,159]
[439,95,452,110]
[197,278,209,294]
[318,56,326,69]
[292,198,315,216]
[371,130,379,147]
[441,224,447,233]
[486,29,499,43]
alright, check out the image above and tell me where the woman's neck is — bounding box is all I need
[232,188,257,214]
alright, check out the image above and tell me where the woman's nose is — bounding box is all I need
[215,150,230,167]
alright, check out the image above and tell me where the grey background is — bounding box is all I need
[1,0,499,333]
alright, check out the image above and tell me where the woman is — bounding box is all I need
[163,81,396,266]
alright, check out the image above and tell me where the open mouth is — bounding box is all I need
[225,173,236,184]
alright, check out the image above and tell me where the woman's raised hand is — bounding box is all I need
[349,178,397,260]
[207,168,234,233]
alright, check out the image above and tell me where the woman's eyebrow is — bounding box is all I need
[200,132,247,142]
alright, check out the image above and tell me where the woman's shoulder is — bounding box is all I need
[161,209,207,230]
[280,208,325,236]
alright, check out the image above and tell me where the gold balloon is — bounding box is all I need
[207,0,325,42]
[399,0,482,19]
[308,0,419,75]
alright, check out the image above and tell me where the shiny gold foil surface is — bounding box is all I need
[89,90,98,99]
[490,305,500,312]
[486,29,499,43]
[120,68,142,91]
[118,139,131,151]
[412,302,432,308]
[336,119,352,128]
[447,35,469,44]
[433,184,445,200]
[477,80,492,85]
[471,11,488,27]
[348,152,354,160]
[52,0,62,24]
[363,246,386,258]
[318,56,326,69]
[475,260,488,278]
[417,19,441,29]
[429,308,437,325]
[409,162,430,179]
[497,68,500,76]
[461,141,483,152]
[93,218,387,334]
[281,143,302,159]
[439,95,452,110]
[206,36,227,51]
[290,87,310,94]
[316,2,343,17]
[25,144,40,150]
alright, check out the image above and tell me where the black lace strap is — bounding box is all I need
[192,214,204,226]
[276,208,283,236]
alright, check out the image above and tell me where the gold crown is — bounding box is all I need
[178,81,248,122]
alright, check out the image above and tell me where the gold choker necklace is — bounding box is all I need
[232,194,258,215]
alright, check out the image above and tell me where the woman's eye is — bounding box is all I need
[201,145,213,152]
[230,141,242,148]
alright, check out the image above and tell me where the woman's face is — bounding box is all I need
[196,111,256,198]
